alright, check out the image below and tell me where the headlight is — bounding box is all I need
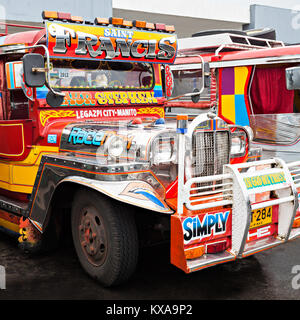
[151,134,177,165]
[106,135,125,159]
[230,131,247,158]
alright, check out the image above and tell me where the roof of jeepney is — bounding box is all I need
[217,44,300,62]
[175,44,300,67]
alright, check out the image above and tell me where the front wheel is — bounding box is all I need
[71,189,139,287]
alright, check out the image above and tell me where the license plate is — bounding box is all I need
[250,206,272,229]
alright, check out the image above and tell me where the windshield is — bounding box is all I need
[49,60,154,91]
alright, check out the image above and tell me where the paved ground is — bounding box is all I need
[0,231,300,300]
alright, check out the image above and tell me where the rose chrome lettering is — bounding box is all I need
[48,23,76,54]
[68,127,134,149]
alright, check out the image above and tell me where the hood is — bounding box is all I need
[59,121,175,163]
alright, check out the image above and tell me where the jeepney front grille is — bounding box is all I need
[191,130,230,184]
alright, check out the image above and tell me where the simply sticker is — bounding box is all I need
[182,211,230,244]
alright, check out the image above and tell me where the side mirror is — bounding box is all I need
[22,53,46,87]
[286,66,300,90]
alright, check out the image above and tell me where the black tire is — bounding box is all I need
[71,188,139,287]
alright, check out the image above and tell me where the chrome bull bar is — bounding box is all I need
[177,115,299,261]
[179,158,299,258]
[287,161,300,189]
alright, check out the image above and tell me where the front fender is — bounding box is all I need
[60,176,173,215]
[27,153,173,233]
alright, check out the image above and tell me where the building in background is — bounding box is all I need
[113,0,248,38]
[244,4,300,44]
[0,0,112,34]
[1,0,300,43]
[112,0,300,43]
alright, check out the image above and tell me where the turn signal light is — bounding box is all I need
[133,20,147,28]
[146,22,155,30]
[71,16,84,23]
[94,17,109,25]
[42,11,58,20]
[42,11,176,33]
[292,217,300,228]
[57,12,71,21]
[123,20,133,27]
[155,23,166,31]
[166,25,175,33]
[109,17,124,26]
[95,17,109,25]
[176,114,188,121]
[185,246,205,260]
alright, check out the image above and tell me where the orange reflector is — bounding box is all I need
[146,22,155,30]
[293,218,300,228]
[95,17,109,25]
[57,12,71,21]
[110,17,124,25]
[184,246,205,260]
[71,16,84,23]
[177,114,188,121]
[166,25,175,32]
[42,11,58,20]
[133,20,147,28]
[123,20,133,27]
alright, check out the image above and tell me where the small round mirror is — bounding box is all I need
[46,90,65,107]
[191,88,200,103]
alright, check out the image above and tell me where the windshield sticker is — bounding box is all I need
[60,91,158,107]
[244,172,287,190]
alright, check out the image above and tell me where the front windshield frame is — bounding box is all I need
[49,59,155,92]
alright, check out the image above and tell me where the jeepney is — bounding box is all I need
[169,29,300,231]
[0,13,299,287]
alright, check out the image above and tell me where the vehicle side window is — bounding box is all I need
[293,90,300,113]
[9,89,29,120]
[249,65,300,143]
[249,66,294,115]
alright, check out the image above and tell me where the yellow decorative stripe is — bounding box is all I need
[0,217,19,234]
[40,110,76,127]
[0,145,58,194]
[137,107,164,118]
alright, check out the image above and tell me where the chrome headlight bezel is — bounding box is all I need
[105,135,125,159]
[230,130,247,158]
[150,132,177,166]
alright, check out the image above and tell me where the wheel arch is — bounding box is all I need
[42,175,173,232]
